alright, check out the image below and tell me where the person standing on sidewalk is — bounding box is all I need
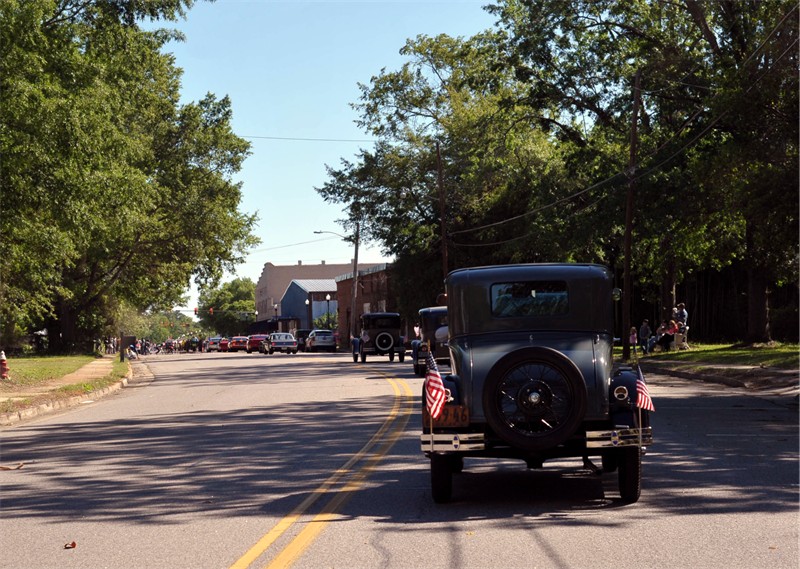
[638,319,652,354]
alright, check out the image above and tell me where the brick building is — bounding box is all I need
[334,263,405,344]
[255,260,380,322]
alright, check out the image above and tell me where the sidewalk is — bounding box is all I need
[0,355,137,426]
[639,358,799,397]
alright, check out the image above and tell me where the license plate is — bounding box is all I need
[422,405,470,428]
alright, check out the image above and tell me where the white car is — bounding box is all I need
[207,337,222,352]
[307,329,336,352]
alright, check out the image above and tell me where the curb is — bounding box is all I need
[0,365,132,427]
[639,361,799,395]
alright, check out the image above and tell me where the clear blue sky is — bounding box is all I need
[162,0,496,309]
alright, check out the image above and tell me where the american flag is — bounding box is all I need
[636,365,655,412]
[425,351,448,420]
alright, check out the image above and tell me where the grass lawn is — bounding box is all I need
[1,355,130,414]
[624,342,799,369]
[5,355,97,385]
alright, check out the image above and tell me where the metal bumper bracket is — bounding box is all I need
[420,432,485,453]
[586,427,653,448]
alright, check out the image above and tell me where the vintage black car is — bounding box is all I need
[411,306,450,377]
[420,263,653,504]
[352,312,406,363]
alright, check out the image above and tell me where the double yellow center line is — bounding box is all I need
[230,376,414,569]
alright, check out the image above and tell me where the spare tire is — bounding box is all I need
[375,332,394,352]
[482,347,587,451]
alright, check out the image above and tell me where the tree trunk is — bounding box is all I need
[659,257,676,323]
[745,267,771,343]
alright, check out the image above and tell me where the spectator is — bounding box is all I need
[638,319,652,354]
[675,302,688,331]
[629,327,639,355]
[656,320,680,352]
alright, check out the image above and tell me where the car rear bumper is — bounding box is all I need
[420,427,653,453]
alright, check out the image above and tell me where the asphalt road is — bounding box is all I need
[1,352,797,569]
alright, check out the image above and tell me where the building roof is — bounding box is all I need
[335,263,390,282]
[291,279,337,293]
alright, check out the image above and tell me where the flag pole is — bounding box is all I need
[633,349,644,449]
[427,340,435,453]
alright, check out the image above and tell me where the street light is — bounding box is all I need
[314,222,360,340]
[325,294,331,330]
[273,303,278,332]
[305,298,310,329]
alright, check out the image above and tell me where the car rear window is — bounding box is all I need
[315,331,333,338]
[491,281,568,317]
[364,317,400,328]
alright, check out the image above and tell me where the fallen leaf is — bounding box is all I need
[64,541,76,549]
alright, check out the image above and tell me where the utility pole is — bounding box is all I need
[623,69,642,362]
[349,220,360,340]
[436,141,448,281]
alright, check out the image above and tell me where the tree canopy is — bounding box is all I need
[1,0,259,350]
[317,0,798,342]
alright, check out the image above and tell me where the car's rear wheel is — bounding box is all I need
[430,453,452,504]
[483,348,587,452]
[618,447,642,503]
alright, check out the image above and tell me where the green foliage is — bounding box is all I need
[313,313,337,331]
[0,0,259,350]
[318,0,798,342]
[197,278,256,337]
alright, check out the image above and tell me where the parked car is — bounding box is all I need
[420,263,653,504]
[219,337,229,352]
[207,337,222,352]
[411,306,449,377]
[228,336,248,352]
[265,332,298,354]
[292,329,312,352]
[307,329,336,352]
[247,334,269,353]
[353,312,405,363]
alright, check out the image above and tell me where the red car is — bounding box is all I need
[219,337,230,352]
[227,336,248,352]
[247,334,269,353]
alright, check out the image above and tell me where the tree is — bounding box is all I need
[197,278,256,338]
[318,1,797,342]
[0,0,259,350]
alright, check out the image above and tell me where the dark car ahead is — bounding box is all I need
[353,312,405,363]
[411,306,449,377]
[421,263,653,504]
[292,329,312,352]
